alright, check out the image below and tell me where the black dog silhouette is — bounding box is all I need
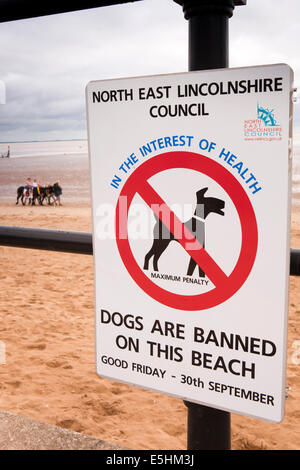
[143,187,225,277]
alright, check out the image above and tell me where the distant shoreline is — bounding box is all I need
[0,139,87,144]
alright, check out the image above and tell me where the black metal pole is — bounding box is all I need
[183,401,231,450]
[174,0,246,451]
[188,3,231,71]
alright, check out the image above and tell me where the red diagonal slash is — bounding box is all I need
[115,151,258,311]
[137,180,228,288]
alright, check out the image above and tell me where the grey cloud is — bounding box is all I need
[0,0,188,141]
[0,0,299,141]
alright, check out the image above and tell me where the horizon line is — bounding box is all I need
[0,138,88,144]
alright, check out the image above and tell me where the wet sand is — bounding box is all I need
[0,154,299,450]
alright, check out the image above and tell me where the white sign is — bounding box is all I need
[86,64,293,423]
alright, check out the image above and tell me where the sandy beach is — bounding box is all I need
[0,150,299,450]
[0,202,299,450]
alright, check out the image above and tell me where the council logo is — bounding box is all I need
[244,103,282,142]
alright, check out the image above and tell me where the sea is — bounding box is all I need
[0,140,88,159]
[1,139,300,205]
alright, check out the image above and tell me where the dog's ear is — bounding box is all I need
[196,187,208,200]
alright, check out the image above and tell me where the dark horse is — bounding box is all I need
[16,185,58,206]
[16,186,32,205]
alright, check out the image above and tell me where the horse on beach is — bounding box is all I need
[16,184,61,206]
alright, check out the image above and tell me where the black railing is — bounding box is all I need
[0,226,93,255]
[0,225,299,275]
[0,0,142,23]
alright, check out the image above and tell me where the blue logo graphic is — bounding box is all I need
[257,103,279,127]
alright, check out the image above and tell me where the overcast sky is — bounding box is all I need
[0,0,299,142]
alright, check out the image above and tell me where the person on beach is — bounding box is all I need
[53,181,62,206]
[1,145,9,158]
[24,177,33,198]
[32,179,39,205]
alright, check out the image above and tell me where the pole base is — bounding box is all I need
[184,401,231,450]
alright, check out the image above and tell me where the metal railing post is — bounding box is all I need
[174,0,247,451]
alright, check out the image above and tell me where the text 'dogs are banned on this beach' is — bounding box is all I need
[98,308,277,410]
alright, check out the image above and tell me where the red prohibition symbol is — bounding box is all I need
[115,151,258,311]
